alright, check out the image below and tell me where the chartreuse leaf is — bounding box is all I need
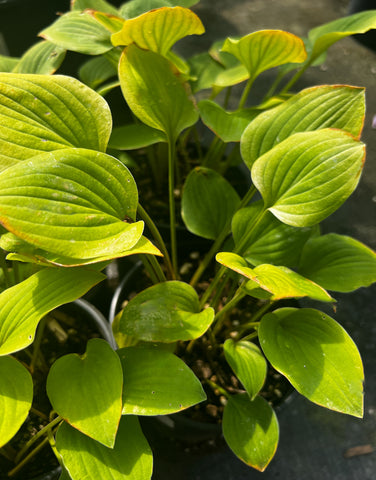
[12,41,66,74]
[251,129,365,227]
[0,54,19,72]
[0,267,104,356]
[241,85,365,168]
[109,124,166,150]
[299,234,376,292]
[0,148,144,260]
[56,416,153,480]
[198,100,258,142]
[47,339,123,448]
[224,340,267,400]
[3,235,161,268]
[78,55,117,89]
[119,44,199,142]
[39,12,113,55]
[222,30,306,81]
[259,308,364,417]
[117,346,206,415]
[232,201,318,268]
[181,167,240,240]
[72,0,119,14]
[119,281,214,342]
[216,252,333,302]
[0,356,33,448]
[111,6,204,55]
[0,73,112,171]
[307,10,376,64]
[89,11,125,34]
[223,394,279,471]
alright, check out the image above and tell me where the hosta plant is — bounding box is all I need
[1,0,376,477]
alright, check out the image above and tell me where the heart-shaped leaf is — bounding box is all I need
[224,340,267,400]
[223,394,279,471]
[0,267,105,355]
[232,201,318,268]
[112,6,204,55]
[118,281,214,342]
[251,129,365,227]
[0,148,143,260]
[109,124,166,150]
[56,416,153,480]
[117,346,206,415]
[259,308,364,417]
[12,41,66,75]
[241,85,365,168]
[299,234,376,292]
[307,10,376,64]
[39,12,113,55]
[0,73,112,171]
[0,356,33,447]
[47,339,123,447]
[181,167,240,240]
[119,44,199,142]
[198,100,258,142]
[222,30,306,80]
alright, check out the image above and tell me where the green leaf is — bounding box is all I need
[232,201,318,268]
[78,55,117,89]
[119,44,199,142]
[224,340,267,400]
[187,51,226,92]
[0,267,104,355]
[56,416,153,480]
[223,394,279,471]
[119,0,171,18]
[109,124,166,150]
[241,85,365,168]
[89,11,125,34]
[47,339,123,447]
[0,356,33,448]
[251,129,365,227]
[198,100,258,142]
[213,63,249,88]
[216,252,333,302]
[222,30,306,80]
[12,41,66,75]
[0,54,19,73]
[307,10,376,64]
[259,308,364,417]
[299,234,376,292]
[112,6,204,55]
[118,281,214,342]
[0,73,112,171]
[181,167,240,240]
[0,148,144,260]
[117,346,206,415]
[72,0,119,14]
[39,12,113,55]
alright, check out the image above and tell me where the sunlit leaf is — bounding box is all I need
[241,85,365,168]
[0,73,112,171]
[12,41,66,74]
[259,308,364,417]
[112,6,204,55]
[0,356,33,448]
[0,267,105,355]
[0,148,143,260]
[251,129,365,227]
[119,44,198,142]
[47,339,123,447]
